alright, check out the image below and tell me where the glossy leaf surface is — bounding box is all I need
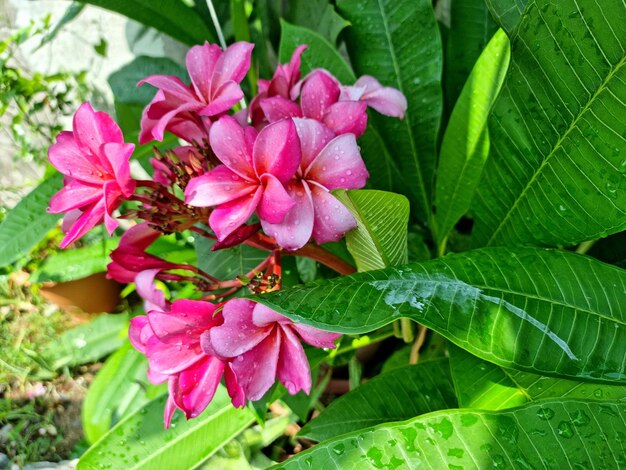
[486,0,528,35]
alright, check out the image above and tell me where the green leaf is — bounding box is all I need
[37,2,85,49]
[0,173,62,267]
[257,247,626,384]
[485,0,528,35]
[108,56,187,106]
[450,346,626,410]
[277,399,626,468]
[82,341,164,444]
[337,0,443,223]
[471,0,626,247]
[194,234,268,281]
[278,20,354,83]
[285,0,350,45]
[77,387,254,470]
[30,238,119,283]
[301,359,457,441]
[445,0,499,109]
[76,0,214,46]
[435,29,510,249]
[42,313,128,370]
[334,190,409,271]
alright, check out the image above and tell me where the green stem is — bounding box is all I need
[329,330,395,357]
[575,239,597,255]
[400,318,414,343]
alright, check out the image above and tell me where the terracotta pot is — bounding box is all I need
[39,273,122,322]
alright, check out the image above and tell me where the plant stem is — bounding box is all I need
[290,244,356,275]
[330,330,395,357]
[400,318,414,343]
[575,239,597,255]
[409,324,428,364]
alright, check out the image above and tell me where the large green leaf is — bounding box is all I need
[337,0,443,223]
[445,0,499,109]
[82,341,164,444]
[450,346,626,410]
[485,0,528,35]
[277,399,626,468]
[435,29,510,249]
[471,0,626,247]
[257,247,626,384]
[335,190,409,271]
[301,359,457,441]
[30,238,119,283]
[78,387,254,470]
[194,235,268,281]
[76,0,214,46]
[0,173,62,267]
[285,0,349,45]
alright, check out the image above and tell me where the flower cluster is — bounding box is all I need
[47,39,406,425]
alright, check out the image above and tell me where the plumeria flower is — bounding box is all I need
[129,298,244,428]
[203,299,340,400]
[139,41,254,144]
[48,102,135,248]
[262,118,369,250]
[340,75,408,118]
[184,116,301,241]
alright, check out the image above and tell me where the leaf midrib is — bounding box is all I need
[486,52,626,245]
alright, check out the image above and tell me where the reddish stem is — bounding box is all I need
[290,244,356,275]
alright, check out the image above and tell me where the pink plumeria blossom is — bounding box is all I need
[340,75,408,119]
[184,116,301,241]
[48,102,135,248]
[203,299,340,401]
[129,298,244,427]
[261,118,368,250]
[139,41,254,144]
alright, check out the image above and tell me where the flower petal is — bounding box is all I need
[48,180,102,213]
[257,174,295,224]
[306,133,369,189]
[291,323,342,349]
[129,316,150,354]
[139,75,198,103]
[277,326,311,395]
[148,298,219,342]
[252,303,288,327]
[209,299,272,358]
[171,355,224,419]
[293,118,335,170]
[209,116,255,179]
[210,42,254,96]
[259,96,302,123]
[48,131,105,183]
[231,330,281,401]
[72,102,123,159]
[185,166,256,207]
[208,187,263,241]
[260,180,314,251]
[186,42,222,100]
[101,142,135,197]
[300,70,340,120]
[355,75,407,118]
[135,268,167,312]
[225,363,246,408]
[164,394,177,429]
[310,185,357,244]
[323,101,368,137]
[253,119,301,183]
[201,80,245,116]
[59,199,105,248]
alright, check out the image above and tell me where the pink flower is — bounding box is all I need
[129,299,244,427]
[184,116,301,241]
[340,75,407,118]
[203,299,340,400]
[48,102,135,248]
[139,41,254,144]
[261,118,369,250]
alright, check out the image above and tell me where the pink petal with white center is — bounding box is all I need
[186,42,222,100]
[231,329,281,401]
[252,303,288,327]
[322,101,368,137]
[135,268,166,311]
[292,118,335,170]
[306,133,369,190]
[101,142,135,196]
[257,173,295,224]
[310,185,357,244]
[200,80,244,116]
[291,323,342,349]
[209,116,255,179]
[72,103,123,160]
[252,119,301,183]
[300,70,340,120]
[139,75,199,103]
[260,180,314,250]
[48,180,102,213]
[185,166,256,207]
[339,84,366,102]
[277,326,311,395]
[208,187,263,241]
[59,199,105,248]
[224,363,246,408]
[209,42,254,96]
[209,299,272,358]
[172,355,224,419]
[48,132,105,183]
[259,96,302,122]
